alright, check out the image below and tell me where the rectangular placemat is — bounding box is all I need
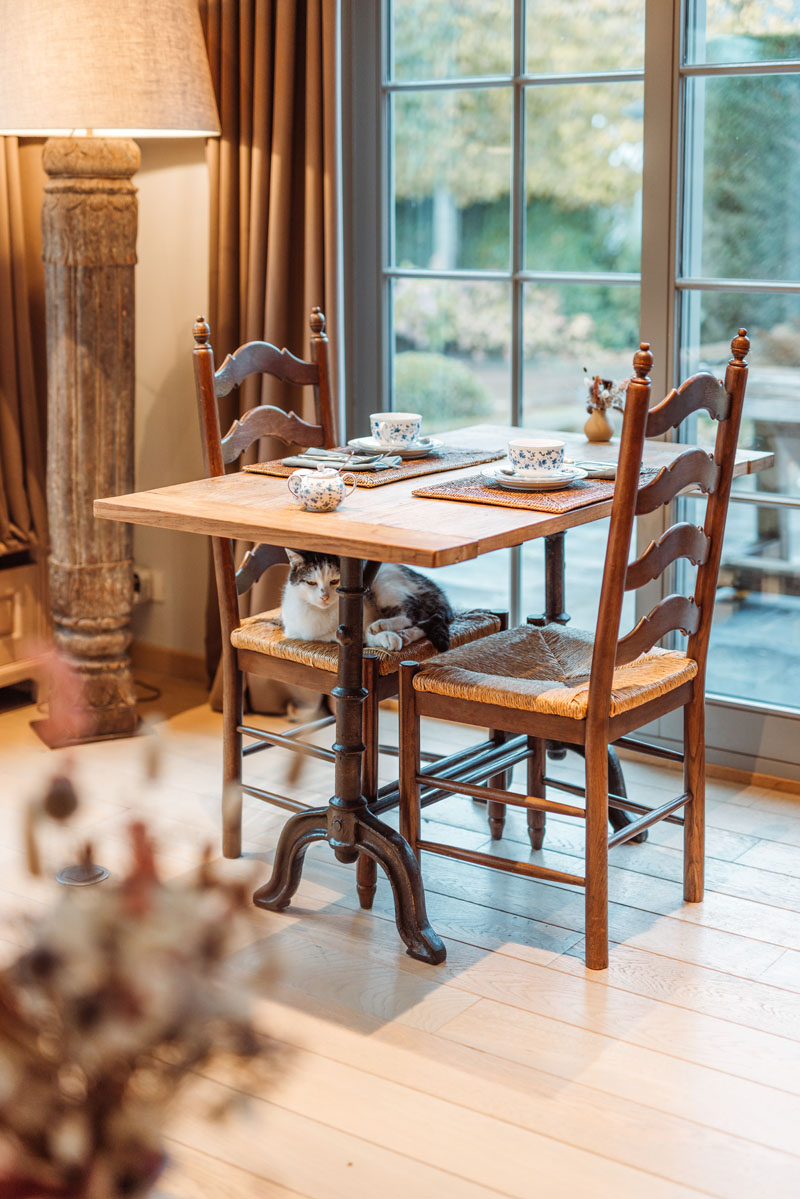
[242,445,505,487]
[411,472,619,513]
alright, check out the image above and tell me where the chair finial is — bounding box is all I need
[309,306,326,336]
[730,328,749,363]
[193,316,211,345]
[633,342,653,380]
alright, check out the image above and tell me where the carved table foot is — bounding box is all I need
[355,809,446,964]
[252,808,328,911]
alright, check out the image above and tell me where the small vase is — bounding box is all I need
[584,409,613,443]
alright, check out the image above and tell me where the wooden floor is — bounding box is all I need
[2,674,800,1198]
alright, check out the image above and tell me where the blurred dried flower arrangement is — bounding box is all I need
[0,660,281,1199]
[583,370,628,415]
[582,370,629,442]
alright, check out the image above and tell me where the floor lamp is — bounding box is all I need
[0,0,219,743]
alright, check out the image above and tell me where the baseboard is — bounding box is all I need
[616,745,800,797]
[130,641,208,685]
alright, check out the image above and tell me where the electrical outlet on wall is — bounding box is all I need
[132,567,165,605]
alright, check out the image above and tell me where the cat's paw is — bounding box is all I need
[365,629,404,651]
[367,617,395,633]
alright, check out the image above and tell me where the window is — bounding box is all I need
[677,1,800,721]
[343,0,800,775]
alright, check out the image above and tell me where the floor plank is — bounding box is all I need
[2,672,799,1197]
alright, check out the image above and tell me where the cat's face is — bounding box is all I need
[285,550,340,611]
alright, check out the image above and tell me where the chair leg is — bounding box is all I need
[399,663,422,862]
[683,693,705,903]
[222,649,243,859]
[526,736,546,850]
[484,611,511,840]
[584,730,609,970]
[487,729,508,839]
[358,657,380,909]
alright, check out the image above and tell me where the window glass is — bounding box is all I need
[392,278,511,432]
[521,518,637,630]
[522,283,640,431]
[392,88,512,271]
[525,81,643,273]
[391,0,513,81]
[418,550,512,616]
[681,74,800,281]
[685,0,800,65]
[678,289,800,711]
[525,0,644,74]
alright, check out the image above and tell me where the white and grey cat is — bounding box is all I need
[281,550,453,652]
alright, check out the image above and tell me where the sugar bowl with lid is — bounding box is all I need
[287,466,357,512]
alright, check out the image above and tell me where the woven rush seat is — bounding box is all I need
[412,623,698,718]
[231,608,503,674]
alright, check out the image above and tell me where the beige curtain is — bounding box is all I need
[0,137,47,559]
[199,0,339,711]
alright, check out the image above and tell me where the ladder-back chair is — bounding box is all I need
[399,331,750,969]
[193,309,502,900]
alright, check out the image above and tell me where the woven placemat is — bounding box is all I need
[411,472,619,513]
[242,445,505,488]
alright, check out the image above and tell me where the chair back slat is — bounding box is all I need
[635,449,720,515]
[625,522,709,591]
[645,373,730,437]
[214,342,319,397]
[221,406,327,464]
[686,331,749,671]
[616,595,700,667]
[235,544,289,596]
[586,331,749,727]
[192,309,337,643]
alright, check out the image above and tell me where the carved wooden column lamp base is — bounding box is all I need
[35,138,139,745]
[0,0,220,747]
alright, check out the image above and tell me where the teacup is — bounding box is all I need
[287,467,356,512]
[508,438,566,476]
[369,411,423,448]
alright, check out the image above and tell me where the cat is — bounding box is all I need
[281,550,453,652]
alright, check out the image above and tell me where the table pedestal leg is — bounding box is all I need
[252,556,446,964]
[527,532,570,627]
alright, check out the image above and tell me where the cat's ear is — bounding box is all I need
[285,549,304,567]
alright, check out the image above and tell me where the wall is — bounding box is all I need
[130,139,210,667]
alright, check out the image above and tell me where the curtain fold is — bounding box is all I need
[0,137,47,559]
[199,0,339,711]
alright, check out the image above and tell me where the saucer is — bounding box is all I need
[348,435,443,459]
[481,464,588,492]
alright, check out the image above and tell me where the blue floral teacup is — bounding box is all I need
[369,411,422,448]
[508,438,565,476]
[287,467,357,512]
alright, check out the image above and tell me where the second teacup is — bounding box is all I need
[508,438,565,476]
[369,411,422,447]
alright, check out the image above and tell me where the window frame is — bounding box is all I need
[341,0,800,779]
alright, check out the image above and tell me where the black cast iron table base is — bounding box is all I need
[252,556,446,965]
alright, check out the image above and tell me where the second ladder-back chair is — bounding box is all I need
[192,308,502,903]
[399,331,750,970]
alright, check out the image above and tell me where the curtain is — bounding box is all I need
[199,0,339,712]
[0,137,47,558]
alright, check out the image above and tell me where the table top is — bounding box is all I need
[94,425,773,569]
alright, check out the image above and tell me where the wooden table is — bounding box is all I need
[94,425,772,964]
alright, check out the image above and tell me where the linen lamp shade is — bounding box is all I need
[0,0,220,137]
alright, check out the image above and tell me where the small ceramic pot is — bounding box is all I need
[584,409,614,443]
[507,438,565,475]
[369,411,422,447]
[287,467,357,512]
